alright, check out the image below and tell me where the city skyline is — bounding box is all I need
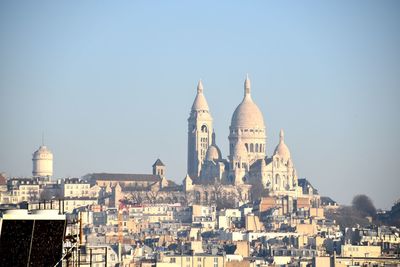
[1,1,399,209]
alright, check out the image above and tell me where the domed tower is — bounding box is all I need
[32,145,53,177]
[205,132,222,162]
[273,129,291,161]
[229,134,249,185]
[187,80,213,180]
[269,129,298,194]
[229,75,266,164]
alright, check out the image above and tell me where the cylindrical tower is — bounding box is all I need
[32,145,53,177]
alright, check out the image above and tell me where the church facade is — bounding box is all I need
[186,76,303,204]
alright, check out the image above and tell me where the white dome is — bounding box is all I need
[231,77,265,129]
[273,129,291,160]
[33,145,53,158]
[191,80,209,111]
[205,145,221,161]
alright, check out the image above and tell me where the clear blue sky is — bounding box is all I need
[0,1,399,209]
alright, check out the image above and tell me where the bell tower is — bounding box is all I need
[187,80,213,180]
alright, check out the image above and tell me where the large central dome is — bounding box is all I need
[231,77,265,129]
[228,76,267,162]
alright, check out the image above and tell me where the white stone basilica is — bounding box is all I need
[186,76,302,199]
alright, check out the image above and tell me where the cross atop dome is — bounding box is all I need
[197,80,203,94]
[244,74,251,96]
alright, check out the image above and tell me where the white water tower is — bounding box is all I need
[32,145,53,177]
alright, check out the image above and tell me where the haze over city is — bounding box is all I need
[1,1,399,209]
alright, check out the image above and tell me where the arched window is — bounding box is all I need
[250,143,254,152]
[204,192,209,202]
[201,125,208,133]
[275,174,280,185]
[211,192,216,201]
[245,143,249,152]
[255,144,259,152]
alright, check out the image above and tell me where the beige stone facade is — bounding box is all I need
[186,77,304,200]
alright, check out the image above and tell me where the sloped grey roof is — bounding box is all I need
[320,196,337,205]
[88,173,161,182]
[152,159,165,167]
[298,178,318,194]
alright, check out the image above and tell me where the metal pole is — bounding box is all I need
[89,248,92,267]
[104,247,107,267]
[78,247,80,267]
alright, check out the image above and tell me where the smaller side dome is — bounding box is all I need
[205,131,222,161]
[205,145,221,161]
[273,129,291,160]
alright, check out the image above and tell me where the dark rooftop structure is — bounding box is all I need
[320,196,338,206]
[87,173,161,182]
[152,159,165,167]
[298,178,318,195]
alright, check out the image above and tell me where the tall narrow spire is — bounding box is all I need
[244,74,251,96]
[211,131,216,145]
[279,129,285,143]
[197,80,203,94]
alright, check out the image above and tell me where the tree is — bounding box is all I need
[325,205,370,228]
[146,190,160,204]
[126,191,144,204]
[352,194,376,218]
[216,192,236,210]
[249,179,269,202]
[209,183,237,210]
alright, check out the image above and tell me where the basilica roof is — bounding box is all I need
[230,76,265,129]
[89,173,161,182]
